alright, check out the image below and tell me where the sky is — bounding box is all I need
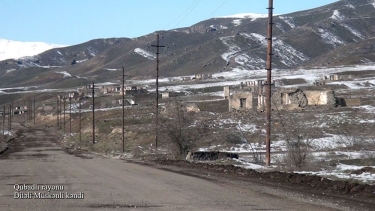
[0,0,338,45]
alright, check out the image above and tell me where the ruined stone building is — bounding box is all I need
[322,74,353,81]
[162,91,187,99]
[272,89,336,109]
[182,77,191,81]
[68,91,82,101]
[228,91,258,111]
[226,80,337,111]
[194,74,213,80]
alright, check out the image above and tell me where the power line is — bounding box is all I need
[206,0,228,20]
[164,0,200,30]
[173,0,201,29]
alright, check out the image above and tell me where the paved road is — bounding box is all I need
[0,126,343,211]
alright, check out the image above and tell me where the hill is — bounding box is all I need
[1,0,375,88]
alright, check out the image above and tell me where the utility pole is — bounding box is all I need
[33,98,36,124]
[79,98,81,142]
[57,97,60,128]
[59,97,62,128]
[29,100,33,122]
[151,33,165,151]
[10,100,13,128]
[63,97,66,133]
[2,106,4,135]
[122,66,125,153]
[92,82,95,145]
[9,104,11,132]
[265,0,274,166]
[69,96,72,135]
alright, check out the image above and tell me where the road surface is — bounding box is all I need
[0,125,356,211]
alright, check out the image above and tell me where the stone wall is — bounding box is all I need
[342,98,361,106]
[229,91,256,111]
[304,90,335,106]
[195,100,228,113]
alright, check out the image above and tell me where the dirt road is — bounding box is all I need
[0,125,366,211]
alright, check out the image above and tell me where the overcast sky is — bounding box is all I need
[0,0,338,45]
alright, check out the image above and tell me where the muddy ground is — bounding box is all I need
[152,159,375,202]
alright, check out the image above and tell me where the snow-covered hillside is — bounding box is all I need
[0,38,66,61]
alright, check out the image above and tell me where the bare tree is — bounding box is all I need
[273,104,322,170]
[159,100,207,156]
[237,124,263,164]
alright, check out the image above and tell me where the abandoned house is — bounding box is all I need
[322,74,353,81]
[228,91,258,111]
[271,89,336,109]
[182,77,191,81]
[194,74,213,80]
[99,85,119,94]
[78,84,98,96]
[162,91,187,99]
[68,91,81,100]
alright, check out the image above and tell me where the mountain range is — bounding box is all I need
[0,0,375,88]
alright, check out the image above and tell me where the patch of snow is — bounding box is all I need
[353,105,375,113]
[76,59,88,63]
[219,36,241,62]
[328,78,375,89]
[95,82,118,86]
[342,23,365,39]
[105,68,119,71]
[331,10,345,21]
[57,50,63,56]
[134,48,156,60]
[310,134,348,150]
[279,16,296,28]
[318,28,345,46]
[234,159,265,170]
[234,54,266,70]
[217,13,268,19]
[55,71,71,78]
[87,46,97,57]
[0,38,66,61]
[243,33,309,66]
[232,19,242,26]
[4,131,13,136]
[331,10,365,39]
[5,69,16,74]
[275,23,285,32]
[346,3,355,9]
[296,164,375,184]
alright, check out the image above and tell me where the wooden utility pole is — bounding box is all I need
[265,0,274,166]
[59,97,62,128]
[63,97,66,133]
[3,106,5,136]
[92,82,95,145]
[30,100,32,122]
[57,97,59,128]
[151,33,165,151]
[79,98,81,142]
[122,66,125,153]
[9,104,11,131]
[69,96,72,135]
[9,104,11,132]
[33,98,36,124]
